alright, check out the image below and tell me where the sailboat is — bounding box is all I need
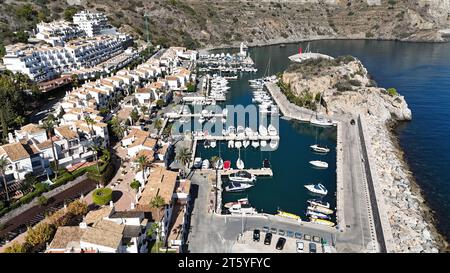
[310,128,330,153]
[236,148,245,170]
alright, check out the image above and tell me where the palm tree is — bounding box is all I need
[110,116,125,139]
[135,155,150,182]
[90,143,101,174]
[149,194,166,240]
[0,155,10,202]
[176,147,192,178]
[40,119,58,178]
[84,116,96,138]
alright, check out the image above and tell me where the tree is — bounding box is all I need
[3,241,29,253]
[149,194,166,239]
[90,143,101,174]
[146,222,159,239]
[84,115,96,138]
[40,119,58,178]
[154,118,163,131]
[130,179,141,191]
[0,155,10,202]
[110,116,125,139]
[140,105,148,116]
[38,195,48,206]
[14,115,25,128]
[21,173,37,193]
[135,155,150,182]
[130,108,139,125]
[176,147,191,178]
[67,200,88,216]
[92,188,112,206]
[25,222,55,247]
[64,6,79,21]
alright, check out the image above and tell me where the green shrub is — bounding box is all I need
[387,88,398,96]
[92,188,113,206]
[38,196,48,206]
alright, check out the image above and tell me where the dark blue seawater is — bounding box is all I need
[200,41,450,242]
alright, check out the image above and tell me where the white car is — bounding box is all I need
[296,241,304,253]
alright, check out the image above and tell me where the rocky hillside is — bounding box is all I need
[1,0,449,49]
[281,56,412,122]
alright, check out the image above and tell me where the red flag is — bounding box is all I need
[299,47,302,56]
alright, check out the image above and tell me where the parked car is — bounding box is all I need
[278,229,285,236]
[296,241,304,253]
[270,227,277,234]
[304,234,311,241]
[264,233,272,245]
[294,232,302,239]
[286,231,294,238]
[276,237,286,250]
[309,242,317,253]
[313,236,321,243]
[253,229,260,242]
[350,119,355,125]
[262,226,269,233]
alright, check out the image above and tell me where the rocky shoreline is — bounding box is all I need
[279,56,446,252]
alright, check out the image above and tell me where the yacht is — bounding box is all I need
[304,183,328,195]
[229,170,256,183]
[210,140,217,148]
[306,210,331,220]
[310,116,335,127]
[228,126,236,137]
[243,140,250,148]
[228,140,234,148]
[225,182,254,193]
[267,124,278,136]
[236,158,245,170]
[310,144,330,153]
[236,126,245,137]
[228,203,257,215]
[193,157,202,169]
[260,140,267,148]
[215,158,224,169]
[251,141,260,148]
[234,141,242,149]
[224,197,249,209]
[202,159,210,169]
[307,199,330,209]
[269,139,278,149]
[307,205,334,215]
[198,116,205,124]
[258,125,268,136]
[309,160,328,169]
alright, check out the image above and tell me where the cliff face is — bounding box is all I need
[282,57,412,123]
[1,0,449,48]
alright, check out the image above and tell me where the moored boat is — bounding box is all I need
[309,160,328,169]
[310,144,330,153]
[229,170,256,182]
[276,210,301,221]
[309,218,335,227]
[225,182,254,192]
[307,205,334,215]
[307,199,330,209]
[304,183,328,195]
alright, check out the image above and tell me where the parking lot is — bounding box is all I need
[231,226,328,253]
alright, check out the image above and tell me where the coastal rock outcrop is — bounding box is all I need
[281,56,444,252]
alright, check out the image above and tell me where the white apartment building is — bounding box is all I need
[2,35,132,82]
[35,21,85,46]
[73,10,117,37]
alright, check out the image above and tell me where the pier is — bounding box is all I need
[194,134,279,142]
[220,168,273,177]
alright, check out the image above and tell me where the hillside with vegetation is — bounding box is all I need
[0,0,449,55]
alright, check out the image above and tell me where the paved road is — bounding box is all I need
[335,120,377,252]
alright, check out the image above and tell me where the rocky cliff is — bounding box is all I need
[282,56,412,122]
[1,0,450,48]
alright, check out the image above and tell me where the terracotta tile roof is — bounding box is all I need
[80,225,122,250]
[139,166,178,205]
[0,143,30,161]
[48,226,85,250]
[84,206,113,225]
[55,126,78,140]
[20,124,45,134]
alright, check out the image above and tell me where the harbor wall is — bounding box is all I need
[358,115,395,252]
[335,121,345,232]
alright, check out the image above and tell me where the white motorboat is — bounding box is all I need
[216,158,224,169]
[202,159,210,169]
[258,125,268,136]
[310,144,330,153]
[228,140,234,148]
[260,140,267,147]
[221,117,227,123]
[222,128,229,136]
[228,203,257,215]
[251,141,260,148]
[236,158,245,170]
[228,170,256,183]
[236,126,245,138]
[304,183,328,195]
[225,182,254,192]
[198,116,205,124]
[269,139,278,149]
[267,124,278,136]
[307,205,334,215]
[193,157,202,169]
[235,141,242,149]
[307,199,330,209]
[306,210,331,220]
[204,140,211,148]
[210,140,217,148]
[243,140,250,148]
[228,126,236,137]
[244,127,254,137]
[310,116,335,127]
[224,197,249,208]
[309,160,328,169]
